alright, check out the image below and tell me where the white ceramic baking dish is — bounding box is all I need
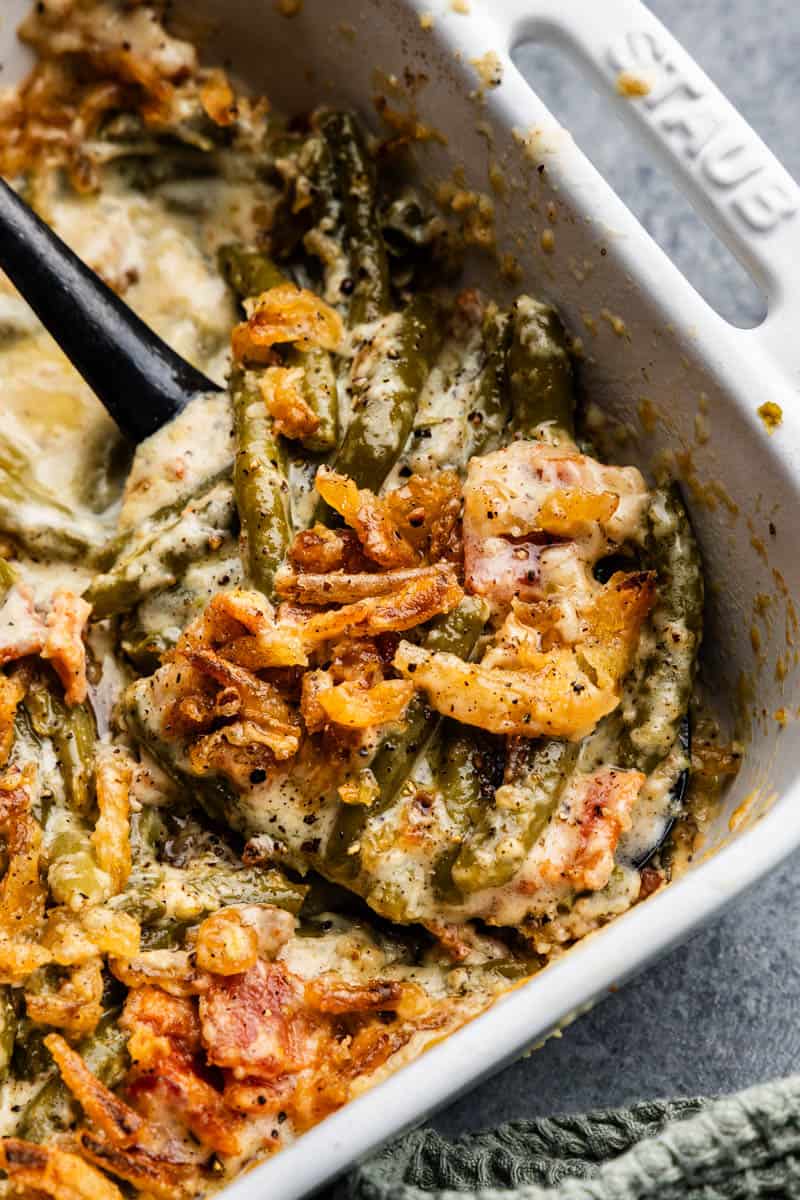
[3,1,800,1195]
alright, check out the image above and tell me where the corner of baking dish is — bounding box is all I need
[3,1,800,1195]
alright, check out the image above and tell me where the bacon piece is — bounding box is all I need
[126,1051,245,1157]
[315,468,417,568]
[260,366,320,442]
[199,959,319,1078]
[41,588,91,705]
[232,284,343,362]
[534,766,644,893]
[0,1139,123,1200]
[121,987,243,1158]
[0,585,45,666]
[463,441,648,602]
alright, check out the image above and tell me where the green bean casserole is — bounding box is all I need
[0,1,735,1194]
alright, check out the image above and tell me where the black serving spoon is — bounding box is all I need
[0,177,221,443]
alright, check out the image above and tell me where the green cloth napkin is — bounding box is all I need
[334,1076,800,1199]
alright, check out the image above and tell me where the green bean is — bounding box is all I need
[622,484,703,773]
[465,307,513,458]
[220,245,340,454]
[324,595,490,879]
[123,678,240,829]
[452,738,578,894]
[232,366,292,598]
[287,344,339,453]
[18,1011,128,1142]
[11,1018,51,1083]
[87,479,237,619]
[508,295,575,438]
[111,862,308,926]
[0,986,16,1082]
[218,244,286,298]
[93,464,233,574]
[320,293,442,504]
[120,545,244,671]
[25,673,96,813]
[430,725,487,901]
[46,819,108,907]
[318,111,390,324]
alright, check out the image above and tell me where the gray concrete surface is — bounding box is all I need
[430,0,800,1137]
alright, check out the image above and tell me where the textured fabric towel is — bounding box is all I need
[333,1075,800,1199]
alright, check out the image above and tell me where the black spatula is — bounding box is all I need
[0,176,221,443]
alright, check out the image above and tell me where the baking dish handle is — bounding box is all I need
[491,0,800,374]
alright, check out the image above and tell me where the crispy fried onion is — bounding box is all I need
[316,679,414,729]
[314,467,461,570]
[45,1032,144,1146]
[110,949,211,999]
[44,1023,204,1197]
[0,672,25,768]
[484,571,657,688]
[198,69,238,127]
[276,564,452,605]
[394,640,615,740]
[195,909,259,976]
[0,586,89,706]
[158,597,304,786]
[304,974,429,1019]
[0,1139,123,1200]
[4,0,244,192]
[0,766,50,982]
[314,468,417,568]
[232,284,343,362]
[92,746,133,896]
[259,366,319,442]
[42,905,141,966]
[395,571,655,741]
[26,957,104,1036]
[301,564,462,646]
[288,525,371,574]
[153,567,460,781]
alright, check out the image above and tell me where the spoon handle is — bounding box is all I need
[0,178,221,443]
